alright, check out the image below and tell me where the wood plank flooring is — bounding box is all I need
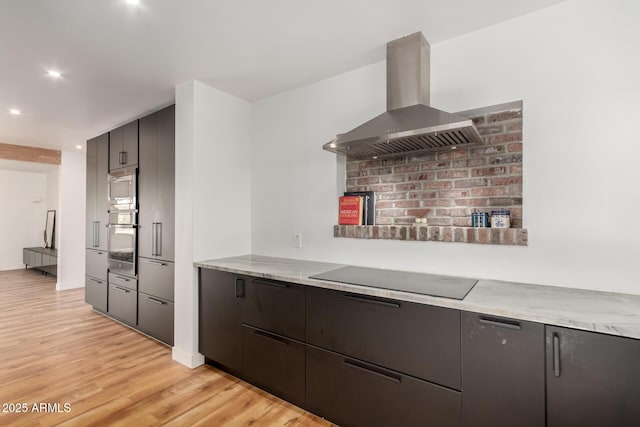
[0,269,334,426]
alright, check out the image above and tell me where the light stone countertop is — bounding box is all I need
[195,254,640,340]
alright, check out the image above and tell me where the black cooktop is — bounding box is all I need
[309,266,477,300]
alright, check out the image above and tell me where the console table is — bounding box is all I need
[23,247,57,276]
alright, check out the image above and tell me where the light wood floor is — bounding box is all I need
[0,269,334,426]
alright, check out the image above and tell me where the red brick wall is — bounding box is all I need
[345,107,523,228]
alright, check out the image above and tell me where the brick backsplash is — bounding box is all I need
[345,105,523,229]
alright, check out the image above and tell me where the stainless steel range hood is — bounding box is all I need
[323,32,484,160]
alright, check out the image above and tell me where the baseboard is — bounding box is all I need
[172,347,205,369]
[0,265,27,272]
[56,280,84,291]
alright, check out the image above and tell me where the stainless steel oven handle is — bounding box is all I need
[141,259,167,266]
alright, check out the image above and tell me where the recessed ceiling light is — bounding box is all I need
[47,69,62,78]
[9,108,21,115]
[126,0,140,5]
[75,145,83,150]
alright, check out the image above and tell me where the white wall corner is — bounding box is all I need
[56,280,85,291]
[172,346,205,369]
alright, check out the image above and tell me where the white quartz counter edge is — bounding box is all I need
[195,255,640,340]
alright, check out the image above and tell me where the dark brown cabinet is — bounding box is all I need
[461,312,545,427]
[306,287,461,389]
[109,120,138,172]
[85,276,107,313]
[86,133,109,250]
[242,278,305,341]
[85,133,109,313]
[197,266,640,427]
[306,345,462,427]
[138,258,174,302]
[107,282,137,326]
[136,105,175,345]
[138,292,174,345]
[138,105,175,262]
[241,324,305,403]
[199,269,244,372]
[546,326,640,427]
[85,249,107,281]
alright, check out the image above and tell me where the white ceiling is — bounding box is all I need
[0,0,566,154]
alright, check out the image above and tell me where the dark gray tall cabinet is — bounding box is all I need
[109,120,138,172]
[85,105,174,347]
[85,133,109,312]
[137,104,175,345]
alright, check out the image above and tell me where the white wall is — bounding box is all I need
[0,170,47,270]
[174,80,252,367]
[56,150,86,290]
[251,0,640,295]
[46,168,60,249]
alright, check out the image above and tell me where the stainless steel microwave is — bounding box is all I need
[108,167,137,211]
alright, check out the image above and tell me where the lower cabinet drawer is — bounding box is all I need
[138,292,174,345]
[107,283,137,326]
[109,272,137,291]
[306,345,462,427]
[241,324,305,403]
[86,249,108,281]
[85,276,107,312]
[242,277,305,341]
[139,258,174,302]
[307,287,461,389]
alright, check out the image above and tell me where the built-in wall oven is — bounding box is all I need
[107,167,137,277]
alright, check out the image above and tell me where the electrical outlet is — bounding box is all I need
[293,233,302,248]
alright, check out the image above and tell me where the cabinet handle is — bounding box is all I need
[342,293,401,309]
[478,316,521,330]
[155,223,162,257]
[252,329,289,346]
[151,222,157,256]
[89,278,104,284]
[114,286,130,293]
[113,275,130,282]
[252,278,289,288]
[145,296,166,305]
[553,333,561,377]
[142,259,168,266]
[92,221,99,247]
[118,151,123,165]
[343,359,401,384]
[235,278,245,298]
[122,151,127,165]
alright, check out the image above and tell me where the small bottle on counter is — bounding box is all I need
[491,210,511,228]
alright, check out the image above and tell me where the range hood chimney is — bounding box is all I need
[324,32,483,160]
